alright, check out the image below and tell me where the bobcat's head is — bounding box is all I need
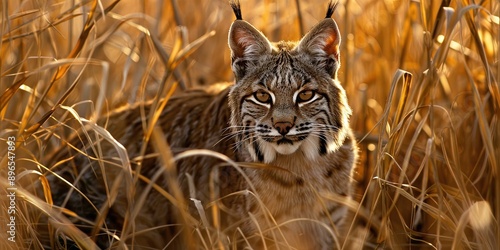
[228,1,351,163]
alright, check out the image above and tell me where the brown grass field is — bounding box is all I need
[0,0,499,249]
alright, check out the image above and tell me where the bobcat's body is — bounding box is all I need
[41,1,357,249]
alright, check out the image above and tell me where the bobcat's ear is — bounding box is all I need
[229,20,272,80]
[297,18,341,77]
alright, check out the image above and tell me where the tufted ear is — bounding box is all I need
[297,18,341,77]
[228,20,272,80]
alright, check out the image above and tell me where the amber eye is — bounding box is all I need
[297,90,315,103]
[254,90,271,103]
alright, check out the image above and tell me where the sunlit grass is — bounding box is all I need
[1,0,498,249]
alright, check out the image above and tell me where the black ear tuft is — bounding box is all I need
[229,0,243,20]
[325,0,339,19]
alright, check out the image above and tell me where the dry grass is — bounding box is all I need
[0,0,498,249]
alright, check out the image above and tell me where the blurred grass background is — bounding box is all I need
[0,0,498,249]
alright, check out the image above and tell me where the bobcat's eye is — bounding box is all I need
[297,90,315,103]
[254,90,271,104]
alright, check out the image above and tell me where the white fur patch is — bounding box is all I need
[259,141,277,163]
[300,136,320,161]
[327,129,347,153]
[271,142,301,155]
[247,144,258,161]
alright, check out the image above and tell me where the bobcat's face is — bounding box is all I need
[228,17,351,163]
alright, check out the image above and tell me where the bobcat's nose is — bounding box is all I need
[274,122,293,135]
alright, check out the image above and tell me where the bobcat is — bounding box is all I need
[40,1,357,249]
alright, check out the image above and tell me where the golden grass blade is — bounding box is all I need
[370,69,414,244]
[0,77,27,112]
[208,166,226,250]
[168,26,185,68]
[39,175,54,206]
[191,198,213,248]
[22,0,120,134]
[148,125,194,250]
[1,12,83,43]
[22,57,109,138]
[392,71,413,128]
[460,1,500,108]
[170,30,216,70]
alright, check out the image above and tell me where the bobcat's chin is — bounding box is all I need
[249,139,302,163]
[271,141,302,155]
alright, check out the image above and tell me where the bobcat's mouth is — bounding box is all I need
[263,136,305,155]
[262,133,308,143]
[276,138,294,145]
